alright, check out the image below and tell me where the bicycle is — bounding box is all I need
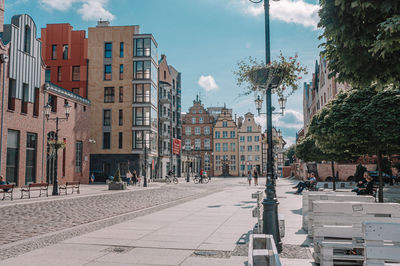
[193,174,209,184]
[165,175,178,184]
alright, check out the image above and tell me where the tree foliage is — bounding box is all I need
[319,0,400,87]
[354,163,367,182]
[285,145,296,164]
[113,168,122,183]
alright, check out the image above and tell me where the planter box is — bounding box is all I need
[108,182,127,190]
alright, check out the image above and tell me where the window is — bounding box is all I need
[223,143,228,152]
[240,165,245,171]
[204,127,210,135]
[248,145,252,151]
[255,145,260,151]
[247,126,252,132]
[75,141,82,173]
[104,42,112,58]
[134,84,151,102]
[119,87,123,102]
[192,109,196,114]
[119,64,124,80]
[103,109,111,126]
[52,45,57,60]
[195,127,201,135]
[45,68,51,82]
[104,65,112,80]
[185,139,191,150]
[104,87,114,103]
[195,139,201,150]
[247,136,252,142]
[120,42,124,57]
[240,155,245,161]
[164,71,166,79]
[199,109,203,114]
[204,139,210,149]
[215,143,221,152]
[103,132,110,149]
[48,94,57,112]
[240,136,245,142]
[118,132,123,149]
[119,109,123,126]
[24,26,31,54]
[255,136,260,142]
[6,130,19,184]
[72,66,80,81]
[134,38,151,57]
[72,88,80,95]
[215,155,221,171]
[248,155,253,161]
[204,154,211,171]
[57,66,62,81]
[134,61,151,79]
[222,131,228,138]
[222,121,228,127]
[133,107,150,126]
[25,133,37,183]
[21,83,28,114]
[230,131,235,138]
[230,143,236,152]
[63,44,68,60]
[255,155,260,161]
[33,87,39,116]
[248,165,252,171]
[192,118,196,124]
[199,117,204,124]
[185,127,191,136]
[215,131,220,139]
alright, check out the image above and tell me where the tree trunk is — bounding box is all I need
[377,152,384,203]
[331,161,336,191]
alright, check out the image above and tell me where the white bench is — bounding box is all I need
[248,234,282,266]
[312,201,400,266]
[307,194,375,236]
[363,221,400,266]
[302,191,355,230]
[316,181,356,189]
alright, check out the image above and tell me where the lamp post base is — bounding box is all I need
[262,197,282,253]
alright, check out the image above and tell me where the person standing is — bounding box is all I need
[132,170,138,186]
[253,169,259,186]
[126,170,133,186]
[247,171,253,186]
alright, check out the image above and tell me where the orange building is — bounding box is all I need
[41,24,88,98]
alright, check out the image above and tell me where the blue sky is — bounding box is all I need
[6,0,321,145]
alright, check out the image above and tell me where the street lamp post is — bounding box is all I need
[250,0,283,252]
[44,100,72,196]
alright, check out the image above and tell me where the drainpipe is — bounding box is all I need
[0,54,9,175]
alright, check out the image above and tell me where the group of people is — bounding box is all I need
[125,170,141,186]
[352,171,374,195]
[247,169,259,186]
[292,172,317,194]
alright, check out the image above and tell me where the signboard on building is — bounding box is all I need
[172,139,181,155]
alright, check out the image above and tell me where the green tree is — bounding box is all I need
[354,163,367,182]
[309,85,400,202]
[285,145,296,164]
[113,168,122,183]
[318,0,400,87]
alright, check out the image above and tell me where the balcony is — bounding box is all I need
[159,112,170,120]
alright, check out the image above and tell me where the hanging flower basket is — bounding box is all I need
[247,66,283,89]
[48,140,66,155]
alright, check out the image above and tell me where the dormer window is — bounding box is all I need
[24,25,31,54]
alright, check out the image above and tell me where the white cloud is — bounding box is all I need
[254,108,304,131]
[198,75,219,92]
[39,0,114,21]
[236,0,320,29]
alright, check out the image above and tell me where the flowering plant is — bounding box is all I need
[235,52,307,98]
[48,140,66,155]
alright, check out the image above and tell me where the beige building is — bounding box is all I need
[88,21,158,179]
[213,107,238,176]
[238,113,262,176]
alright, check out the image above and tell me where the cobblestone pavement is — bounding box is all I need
[0,179,235,260]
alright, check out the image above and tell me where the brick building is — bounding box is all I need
[182,96,214,176]
[0,12,90,186]
[41,23,88,98]
[213,106,238,176]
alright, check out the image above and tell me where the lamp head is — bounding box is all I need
[44,104,51,120]
[254,95,263,115]
[64,101,72,119]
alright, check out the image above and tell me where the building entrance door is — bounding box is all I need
[222,162,230,177]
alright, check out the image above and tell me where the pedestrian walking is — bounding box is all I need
[126,170,133,186]
[90,173,95,184]
[132,170,138,186]
[247,171,252,186]
[253,169,259,186]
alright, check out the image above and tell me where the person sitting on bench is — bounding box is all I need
[0,175,9,192]
[357,174,374,195]
[293,173,316,194]
[352,171,368,193]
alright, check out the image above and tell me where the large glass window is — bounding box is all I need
[119,64,124,80]
[222,121,228,127]
[134,84,150,102]
[192,118,196,124]
[24,26,31,54]
[118,132,123,149]
[72,66,80,81]
[204,127,210,135]
[185,139,191,150]
[25,133,37,184]
[6,130,19,184]
[134,61,151,79]
[255,136,260,142]
[230,155,236,171]
[103,109,111,126]
[133,107,150,126]
[247,145,252,151]
[240,136,245,142]
[103,132,110,149]
[199,117,204,124]
[119,109,123,126]
[151,108,157,129]
[119,87,123,102]
[247,126,252,132]
[223,131,228,138]
[75,141,82,173]
[204,139,210,149]
[195,127,201,135]
[215,131,220,139]
[230,131,235,138]
[215,143,221,152]
[255,145,260,151]
[230,143,236,152]
[57,66,62,81]
[48,94,57,112]
[120,42,124,58]
[247,136,252,142]
[104,65,112,80]
[151,84,157,107]
[104,42,112,58]
[223,143,228,152]
[195,139,201,150]
[185,127,191,136]
[134,38,151,57]
[104,87,114,103]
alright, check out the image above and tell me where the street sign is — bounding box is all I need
[172,138,181,155]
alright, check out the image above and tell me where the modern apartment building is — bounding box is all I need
[213,107,238,176]
[238,112,262,176]
[181,96,214,176]
[88,21,159,179]
[41,23,88,98]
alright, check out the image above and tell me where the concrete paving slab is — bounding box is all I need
[181,256,247,266]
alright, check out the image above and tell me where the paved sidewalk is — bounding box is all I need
[0,181,259,266]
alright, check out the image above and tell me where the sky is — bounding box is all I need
[6,0,322,146]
